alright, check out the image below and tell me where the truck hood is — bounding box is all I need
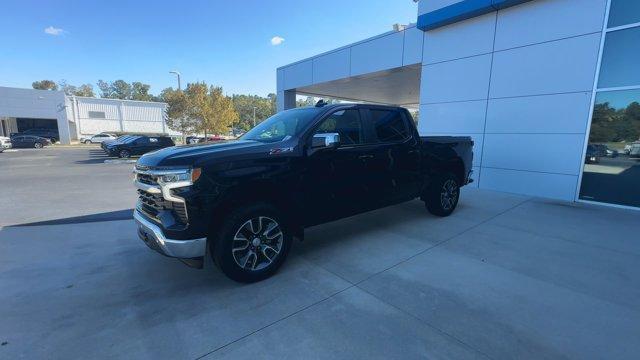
[136,140,268,168]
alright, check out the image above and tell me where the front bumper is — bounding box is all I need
[134,209,206,258]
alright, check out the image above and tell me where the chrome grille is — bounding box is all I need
[137,173,158,186]
[137,189,188,225]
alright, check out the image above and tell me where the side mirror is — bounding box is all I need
[312,133,340,149]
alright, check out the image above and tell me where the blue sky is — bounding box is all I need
[1,0,417,97]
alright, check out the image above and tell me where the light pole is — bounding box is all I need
[169,71,181,90]
[253,106,257,127]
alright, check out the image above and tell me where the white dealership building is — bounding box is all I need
[277,0,640,209]
[0,86,173,144]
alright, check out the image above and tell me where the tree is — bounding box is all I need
[75,84,95,97]
[98,79,154,101]
[161,87,198,137]
[182,82,238,136]
[57,80,95,97]
[232,94,276,132]
[131,82,152,101]
[32,80,58,91]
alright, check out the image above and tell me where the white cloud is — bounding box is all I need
[270,36,285,46]
[44,26,65,36]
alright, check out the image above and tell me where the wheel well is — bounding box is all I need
[208,182,301,235]
[444,158,465,184]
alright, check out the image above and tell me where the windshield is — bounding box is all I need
[240,107,320,143]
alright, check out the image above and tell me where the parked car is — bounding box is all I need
[133,103,474,283]
[10,135,51,149]
[585,144,601,163]
[593,144,618,158]
[101,135,138,151]
[81,133,117,144]
[625,142,640,155]
[105,135,175,158]
[11,128,59,143]
[186,136,202,144]
[197,135,226,143]
[0,136,11,149]
[630,143,640,159]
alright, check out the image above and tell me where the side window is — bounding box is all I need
[371,109,409,143]
[134,137,149,145]
[149,138,159,143]
[314,109,363,145]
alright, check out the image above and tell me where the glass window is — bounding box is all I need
[241,107,320,143]
[314,109,363,145]
[598,26,640,88]
[608,0,640,28]
[580,89,640,207]
[370,109,409,142]
[88,111,106,119]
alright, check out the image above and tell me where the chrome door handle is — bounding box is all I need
[358,154,374,159]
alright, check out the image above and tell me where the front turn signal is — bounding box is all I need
[192,167,202,182]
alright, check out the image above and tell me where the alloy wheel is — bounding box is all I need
[440,179,459,211]
[232,216,283,271]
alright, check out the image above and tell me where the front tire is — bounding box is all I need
[211,203,292,283]
[425,173,460,217]
[33,142,43,149]
[118,149,130,158]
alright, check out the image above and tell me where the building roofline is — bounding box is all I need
[70,95,167,106]
[277,23,417,70]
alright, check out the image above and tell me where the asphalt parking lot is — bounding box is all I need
[1,147,639,359]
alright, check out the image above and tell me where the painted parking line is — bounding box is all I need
[104,159,137,164]
[2,149,18,152]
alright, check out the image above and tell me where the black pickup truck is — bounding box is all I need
[133,103,473,282]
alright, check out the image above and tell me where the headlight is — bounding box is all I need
[157,168,201,184]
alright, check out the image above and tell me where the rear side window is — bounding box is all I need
[371,109,409,143]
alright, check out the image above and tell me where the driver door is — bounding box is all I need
[303,108,375,225]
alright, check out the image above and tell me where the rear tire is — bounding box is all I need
[33,142,43,149]
[119,149,130,158]
[211,203,292,283]
[425,173,460,217]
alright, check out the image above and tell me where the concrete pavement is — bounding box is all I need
[1,147,639,359]
[2,190,639,359]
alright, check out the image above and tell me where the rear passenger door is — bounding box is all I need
[131,137,152,155]
[365,108,422,204]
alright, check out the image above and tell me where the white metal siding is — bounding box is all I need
[418,0,608,201]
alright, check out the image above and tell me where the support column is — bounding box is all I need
[276,68,296,112]
[117,101,125,132]
[277,90,296,112]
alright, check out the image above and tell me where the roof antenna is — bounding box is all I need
[315,99,328,107]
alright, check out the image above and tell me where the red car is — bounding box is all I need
[198,135,226,143]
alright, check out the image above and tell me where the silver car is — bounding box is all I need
[0,136,12,150]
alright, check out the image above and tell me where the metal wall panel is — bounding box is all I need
[489,33,601,98]
[421,54,492,103]
[494,0,607,51]
[283,60,313,90]
[485,92,592,134]
[312,49,351,84]
[350,32,404,76]
[480,167,578,200]
[482,133,586,175]
[423,12,496,64]
[419,100,487,134]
